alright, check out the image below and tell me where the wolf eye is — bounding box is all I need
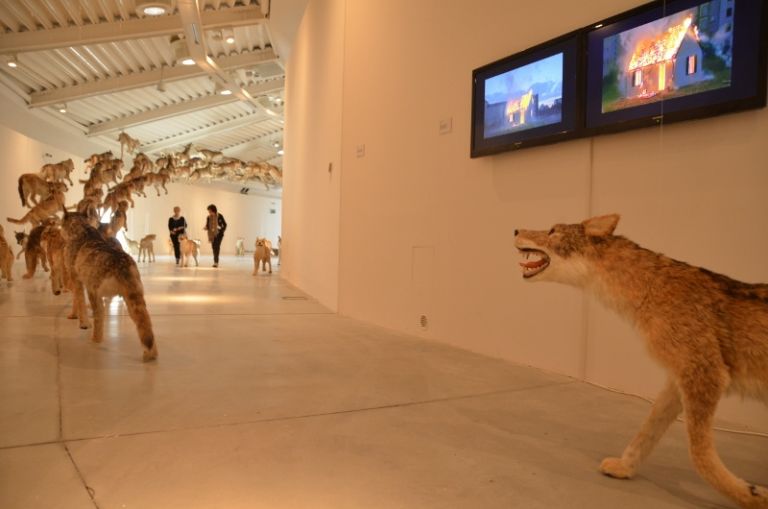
[548,228,555,235]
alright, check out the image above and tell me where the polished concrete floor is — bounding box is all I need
[0,256,765,509]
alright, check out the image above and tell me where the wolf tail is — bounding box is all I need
[120,266,157,361]
[6,216,26,225]
[18,179,26,207]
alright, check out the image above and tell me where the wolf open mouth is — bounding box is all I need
[518,248,550,278]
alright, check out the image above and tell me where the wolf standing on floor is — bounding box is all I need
[515,214,767,509]
[62,212,157,361]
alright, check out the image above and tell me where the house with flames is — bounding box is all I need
[505,90,539,126]
[622,16,706,99]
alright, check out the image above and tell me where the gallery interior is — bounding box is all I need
[0,0,766,508]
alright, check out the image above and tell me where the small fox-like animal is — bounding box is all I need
[515,214,767,509]
[253,237,272,275]
[178,234,199,267]
[61,212,157,361]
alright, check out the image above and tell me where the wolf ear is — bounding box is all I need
[583,214,620,237]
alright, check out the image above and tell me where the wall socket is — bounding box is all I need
[356,144,366,158]
[439,117,452,135]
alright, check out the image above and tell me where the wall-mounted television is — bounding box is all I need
[471,34,582,158]
[585,0,767,133]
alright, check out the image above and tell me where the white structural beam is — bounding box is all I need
[141,114,274,153]
[0,5,265,54]
[29,49,277,107]
[221,130,282,154]
[87,77,285,135]
[177,0,270,114]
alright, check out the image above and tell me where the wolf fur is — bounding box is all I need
[20,220,55,279]
[108,200,129,237]
[138,234,156,263]
[7,190,66,227]
[40,158,75,186]
[514,214,768,509]
[41,225,67,295]
[103,181,137,211]
[0,225,14,282]
[253,238,272,275]
[118,132,140,159]
[235,238,245,256]
[14,231,28,260]
[18,174,67,207]
[178,234,199,267]
[61,212,157,361]
[123,235,140,256]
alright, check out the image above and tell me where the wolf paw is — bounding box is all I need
[67,313,77,320]
[599,457,634,479]
[741,483,768,509]
[143,348,158,362]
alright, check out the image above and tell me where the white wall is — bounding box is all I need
[283,0,768,431]
[127,183,282,257]
[280,0,345,310]
[0,124,83,266]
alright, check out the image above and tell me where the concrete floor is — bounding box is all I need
[0,256,765,509]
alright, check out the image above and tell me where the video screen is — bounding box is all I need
[483,53,564,139]
[601,1,734,114]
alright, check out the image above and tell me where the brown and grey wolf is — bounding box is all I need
[7,189,66,227]
[514,214,767,509]
[138,234,156,263]
[18,174,67,207]
[41,225,67,295]
[40,158,75,186]
[0,225,14,282]
[178,234,199,267]
[61,212,157,361]
[253,238,272,275]
[19,219,57,279]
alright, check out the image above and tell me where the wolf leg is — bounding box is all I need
[680,373,768,508]
[73,281,90,329]
[23,251,37,279]
[87,290,104,342]
[40,252,49,272]
[600,378,681,479]
[124,290,157,361]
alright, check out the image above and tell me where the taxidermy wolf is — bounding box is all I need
[0,225,14,282]
[514,214,767,509]
[61,212,157,361]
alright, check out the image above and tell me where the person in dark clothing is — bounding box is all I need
[204,204,227,267]
[168,206,188,265]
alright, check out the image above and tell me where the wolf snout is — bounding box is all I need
[514,229,519,236]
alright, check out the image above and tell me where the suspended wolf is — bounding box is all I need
[515,214,767,509]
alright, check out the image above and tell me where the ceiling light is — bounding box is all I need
[277,149,284,156]
[57,103,67,113]
[170,35,195,66]
[215,81,232,96]
[222,28,236,45]
[7,56,18,68]
[138,1,171,16]
[272,141,280,148]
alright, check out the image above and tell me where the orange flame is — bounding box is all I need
[628,16,692,71]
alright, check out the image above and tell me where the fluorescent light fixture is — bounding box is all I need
[137,1,171,16]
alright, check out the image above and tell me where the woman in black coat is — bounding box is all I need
[204,204,227,267]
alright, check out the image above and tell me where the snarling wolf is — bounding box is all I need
[514,214,767,509]
[61,212,157,361]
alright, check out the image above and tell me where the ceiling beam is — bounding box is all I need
[87,77,285,135]
[0,5,265,55]
[28,49,277,107]
[140,114,274,154]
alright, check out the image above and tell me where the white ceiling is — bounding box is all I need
[0,0,307,174]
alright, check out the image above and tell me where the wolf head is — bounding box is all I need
[514,214,620,286]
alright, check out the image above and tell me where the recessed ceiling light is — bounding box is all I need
[138,1,171,16]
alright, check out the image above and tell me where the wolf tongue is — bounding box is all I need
[520,258,547,269]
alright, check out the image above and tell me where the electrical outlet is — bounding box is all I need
[439,117,452,135]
